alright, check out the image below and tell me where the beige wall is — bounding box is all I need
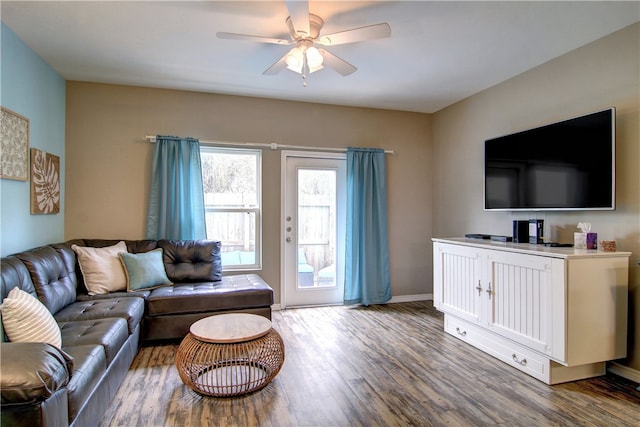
[65,84,433,305]
[432,23,640,371]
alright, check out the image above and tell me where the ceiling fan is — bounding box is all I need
[216,0,391,85]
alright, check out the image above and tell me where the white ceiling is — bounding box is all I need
[2,1,639,113]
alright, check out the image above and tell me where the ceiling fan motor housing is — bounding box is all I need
[287,13,324,40]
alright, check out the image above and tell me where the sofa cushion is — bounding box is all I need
[16,246,76,314]
[146,274,273,317]
[54,297,144,335]
[0,342,73,404]
[62,344,107,422]
[159,240,222,282]
[119,249,172,291]
[60,318,128,365]
[72,241,128,295]
[1,287,62,348]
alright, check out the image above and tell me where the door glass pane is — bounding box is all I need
[297,169,336,288]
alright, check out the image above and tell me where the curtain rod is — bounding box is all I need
[144,135,394,155]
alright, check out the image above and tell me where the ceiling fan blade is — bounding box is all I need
[263,53,289,75]
[285,0,310,38]
[317,23,391,46]
[217,32,293,45]
[318,49,357,76]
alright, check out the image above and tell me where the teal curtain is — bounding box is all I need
[146,135,206,240]
[344,147,391,305]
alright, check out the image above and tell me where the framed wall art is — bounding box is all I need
[1,106,30,181]
[30,148,60,215]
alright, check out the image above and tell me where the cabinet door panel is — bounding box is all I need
[434,243,482,324]
[486,251,553,355]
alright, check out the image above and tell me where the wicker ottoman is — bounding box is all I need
[176,313,284,397]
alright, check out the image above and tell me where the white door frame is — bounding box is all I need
[280,150,346,309]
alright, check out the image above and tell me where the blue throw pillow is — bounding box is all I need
[118,249,172,291]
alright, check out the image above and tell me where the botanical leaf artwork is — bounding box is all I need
[1,107,29,181]
[30,148,60,214]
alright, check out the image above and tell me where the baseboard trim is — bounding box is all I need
[273,294,433,311]
[607,362,640,384]
[388,294,433,304]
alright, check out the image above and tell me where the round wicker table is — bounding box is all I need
[176,313,285,397]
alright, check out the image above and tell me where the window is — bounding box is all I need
[200,147,261,271]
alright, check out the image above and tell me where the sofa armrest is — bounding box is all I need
[1,342,73,405]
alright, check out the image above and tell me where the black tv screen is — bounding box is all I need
[484,108,615,211]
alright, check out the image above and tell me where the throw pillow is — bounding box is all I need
[118,249,172,292]
[72,241,128,295]
[1,287,62,348]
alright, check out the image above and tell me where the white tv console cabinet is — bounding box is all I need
[432,238,630,384]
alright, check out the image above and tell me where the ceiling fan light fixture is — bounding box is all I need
[306,46,324,73]
[285,44,324,75]
[285,47,304,73]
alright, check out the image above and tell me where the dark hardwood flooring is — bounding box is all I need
[99,301,640,426]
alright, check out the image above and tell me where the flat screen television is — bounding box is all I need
[484,108,615,211]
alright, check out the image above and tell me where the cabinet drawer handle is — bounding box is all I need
[486,282,492,299]
[475,280,482,296]
[456,327,467,337]
[512,353,527,366]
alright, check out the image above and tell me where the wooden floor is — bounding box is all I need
[99,301,640,427]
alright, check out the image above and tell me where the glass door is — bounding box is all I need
[282,152,345,307]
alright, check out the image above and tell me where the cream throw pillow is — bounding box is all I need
[1,287,62,348]
[72,241,128,295]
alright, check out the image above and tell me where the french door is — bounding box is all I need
[282,151,346,308]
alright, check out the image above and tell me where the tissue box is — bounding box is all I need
[574,232,597,249]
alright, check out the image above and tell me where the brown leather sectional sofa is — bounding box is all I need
[0,239,274,427]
